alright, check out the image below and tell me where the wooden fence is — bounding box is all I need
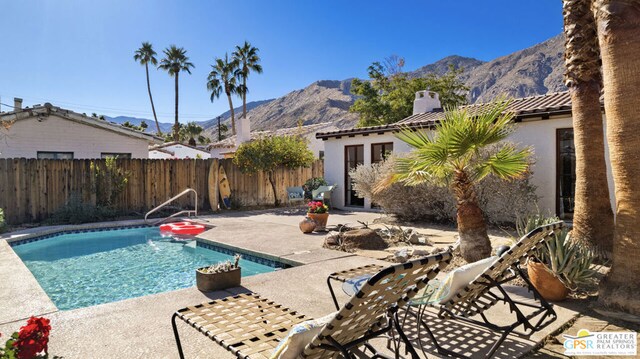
[0,158,324,225]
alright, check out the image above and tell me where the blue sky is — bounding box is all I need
[0,1,562,123]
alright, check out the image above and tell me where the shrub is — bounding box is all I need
[0,208,5,233]
[234,135,315,206]
[303,177,328,200]
[350,153,538,226]
[48,194,117,225]
[91,157,130,207]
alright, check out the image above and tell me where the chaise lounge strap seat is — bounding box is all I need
[172,293,309,359]
[172,252,452,359]
[326,264,386,309]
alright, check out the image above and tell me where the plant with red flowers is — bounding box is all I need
[0,316,53,359]
[307,201,328,214]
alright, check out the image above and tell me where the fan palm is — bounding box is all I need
[232,41,263,120]
[594,0,640,316]
[388,98,531,262]
[207,53,240,135]
[133,42,161,135]
[158,45,194,141]
[180,121,206,146]
[562,0,613,258]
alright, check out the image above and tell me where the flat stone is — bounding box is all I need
[353,250,391,261]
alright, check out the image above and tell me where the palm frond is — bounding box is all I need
[473,144,531,182]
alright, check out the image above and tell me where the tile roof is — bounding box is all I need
[208,122,335,149]
[317,91,578,139]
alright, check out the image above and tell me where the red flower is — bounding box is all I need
[14,317,50,359]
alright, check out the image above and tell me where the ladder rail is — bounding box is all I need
[145,188,198,224]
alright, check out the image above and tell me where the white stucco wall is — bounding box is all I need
[148,150,174,159]
[0,114,151,158]
[150,144,210,159]
[322,133,412,211]
[322,115,616,216]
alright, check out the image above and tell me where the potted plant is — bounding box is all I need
[307,201,329,231]
[196,254,241,292]
[516,215,601,301]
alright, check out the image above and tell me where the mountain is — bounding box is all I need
[109,34,567,136]
[199,34,566,134]
[104,115,173,133]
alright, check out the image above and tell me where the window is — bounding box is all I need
[371,142,393,163]
[345,145,364,207]
[556,129,575,220]
[101,153,132,159]
[319,151,325,160]
[37,151,74,159]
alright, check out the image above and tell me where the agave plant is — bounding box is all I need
[516,214,602,291]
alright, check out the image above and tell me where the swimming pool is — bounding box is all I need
[11,226,283,310]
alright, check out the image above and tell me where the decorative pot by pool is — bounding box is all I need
[299,216,316,233]
[527,261,569,302]
[196,267,241,292]
[308,213,329,231]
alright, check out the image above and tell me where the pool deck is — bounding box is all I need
[0,209,579,358]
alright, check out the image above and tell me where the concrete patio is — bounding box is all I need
[0,209,579,358]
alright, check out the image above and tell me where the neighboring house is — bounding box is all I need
[0,98,161,159]
[316,90,614,219]
[149,142,211,159]
[208,115,336,159]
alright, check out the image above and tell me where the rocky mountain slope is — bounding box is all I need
[112,34,567,136]
[202,34,566,133]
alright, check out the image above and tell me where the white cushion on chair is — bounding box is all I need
[437,256,498,304]
[270,312,336,359]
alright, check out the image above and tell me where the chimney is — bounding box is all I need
[412,91,441,115]
[237,115,251,145]
[13,97,23,111]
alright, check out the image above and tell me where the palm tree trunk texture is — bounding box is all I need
[569,84,614,257]
[145,64,161,135]
[227,92,236,136]
[268,171,280,207]
[242,77,247,119]
[563,0,614,257]
[452,171,492,262]
[173,73,180,142]
[595,0,640,316]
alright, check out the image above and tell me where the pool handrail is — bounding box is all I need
[144,188,198,225]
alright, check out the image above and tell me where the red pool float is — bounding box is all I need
[170,224,205,235]
[159,222,192,232]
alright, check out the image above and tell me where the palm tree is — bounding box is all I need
[594,0,640,316]
[158,45,194,141]
[387,99,530,262]
[232,41,263,120]
[133,42,162,135]
[207,53,240,135]
[180,121,206,146]
[562,0,614,258]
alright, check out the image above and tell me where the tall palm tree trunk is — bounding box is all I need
[145,64,161,135]
[595,0,640,316]
[569,84,614,256]
[173,73,180,142]
[242,77,247,119]
[227,93,236,136]
[452,171,492,262]
[563,0,614,258]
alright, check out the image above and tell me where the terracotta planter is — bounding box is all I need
[196,267,241,292]
[299,216,316,233]
[527,261,569,302]
[308,212,329,231]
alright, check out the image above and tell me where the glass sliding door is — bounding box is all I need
[557,128,575,219]
[345,145,364,207]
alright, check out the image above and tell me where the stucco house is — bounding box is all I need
[316,90,614,219]
[149,142,211,159]
[0,98,161,159]
[208,115,336,159]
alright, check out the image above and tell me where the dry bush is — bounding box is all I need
[350,150,539,226]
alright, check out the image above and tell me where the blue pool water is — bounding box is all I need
[12,227,279,310]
